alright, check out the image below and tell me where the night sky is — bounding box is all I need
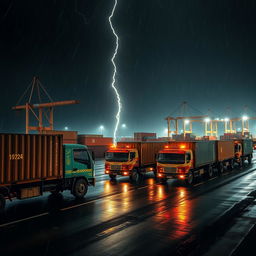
[1,0,256,137]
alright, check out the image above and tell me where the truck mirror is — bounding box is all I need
[91,151,95,161]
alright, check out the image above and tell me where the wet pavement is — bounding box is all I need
[1,158,256,255]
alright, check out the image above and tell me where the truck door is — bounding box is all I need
[72,149,93,178]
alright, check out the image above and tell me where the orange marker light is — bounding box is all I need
[126,145,130,148]
[180,145,186,149]
[105,170,110,174]
[123,171,128,175]
[164,145,169,149]
[158,173,163,177]
[179,175,185,179]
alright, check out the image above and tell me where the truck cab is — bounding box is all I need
[64,144,95,198]
[105,146,139,180]
[156,145,193,183]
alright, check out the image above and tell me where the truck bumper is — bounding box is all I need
[105,170,131,176]
[157,172,187,180]
[88,178,96,186]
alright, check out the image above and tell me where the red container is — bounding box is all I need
[78,135,113,146]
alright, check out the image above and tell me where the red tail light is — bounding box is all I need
[105,163,110,170]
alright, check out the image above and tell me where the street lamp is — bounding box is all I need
[64,126,69,131]
[204,118,211,123]
[121,124,126,128]
[242,115,248,121]
[99,125,104,135]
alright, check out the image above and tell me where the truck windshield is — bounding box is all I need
[158,153,185,164]
[105,152,129,162]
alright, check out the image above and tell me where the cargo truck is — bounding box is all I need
[105,141,166,181]
[156,140,252,185]
[234,139,253,166]
[0,134,95,211]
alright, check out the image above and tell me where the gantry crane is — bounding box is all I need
[165,115,209,138]
[12,77,79,134]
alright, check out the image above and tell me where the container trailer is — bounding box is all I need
[156,139,253,185]
[105,141,166,181]
[0,134,95,211]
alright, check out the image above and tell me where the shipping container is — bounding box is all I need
[87,145,109,158]
[78,135,113,146]
[117,141,167,167]
[194,141,216,167]
[0,133,63,186]
[43,130,78,142]
[242,139,253,155]
[134,132,156,141]
[216,141,234,161]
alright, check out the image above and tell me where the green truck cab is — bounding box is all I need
[64,144,95,199]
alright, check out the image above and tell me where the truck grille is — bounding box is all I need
[111,165,121,170]
[164,167,177,173]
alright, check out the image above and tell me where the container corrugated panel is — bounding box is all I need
[216,141,234,161]
[194,141,216,168]
[0,134,63,186]
[63,139,77,144]
[242,139,253,155]
[88,145,109,158]
[43,130,77,140]
[117,141,166,166]
[78,136,113,146]
[134,133,156,141]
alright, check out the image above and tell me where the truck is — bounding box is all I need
[105,141,167,181]
[156,139,253,185]
[234,139,253,166]
[0,133,95,211]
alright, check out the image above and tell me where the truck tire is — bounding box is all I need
[218,162,224,175]
[72,179,88,199]
[206,166,213,178]
[185,170,193,185]
[248,155,252,165]
[130,170,140,182]
[0,194,6,212]
[228,159,234,171]
[109,174,117,180]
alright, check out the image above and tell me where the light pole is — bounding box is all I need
[99,125,104,135]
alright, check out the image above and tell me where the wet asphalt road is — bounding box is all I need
[1,157,256,256]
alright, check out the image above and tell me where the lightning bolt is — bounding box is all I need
[109,0,121,146]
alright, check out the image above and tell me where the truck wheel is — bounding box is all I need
[130,170,140,182]
[206,166,213,178]
[218,163,224,175]
[0,194,6,212]
[109,174,117,180]
[248,155,252,165]
[228,159,234,171]
[185,171,193,185]
[73,179,88,199]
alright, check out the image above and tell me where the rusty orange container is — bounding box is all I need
[78,135,113,146]
[216,140,234,161]
[0,134,63,186]
[43,130,77,142]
